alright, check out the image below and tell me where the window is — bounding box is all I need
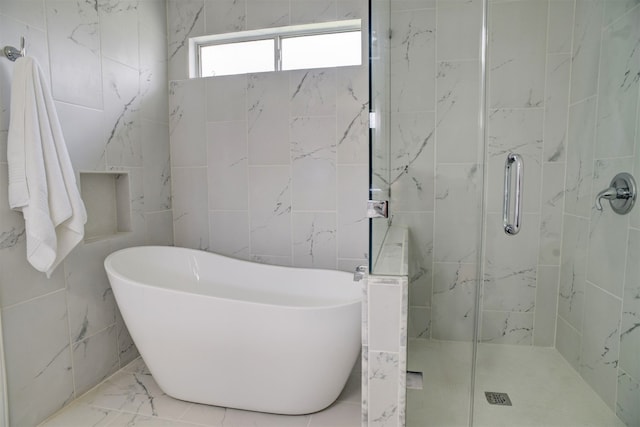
[189,19,362,78]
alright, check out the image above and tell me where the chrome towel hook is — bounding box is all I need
[3,36,26,62]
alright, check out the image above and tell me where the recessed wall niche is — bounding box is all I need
[79,172,132,242]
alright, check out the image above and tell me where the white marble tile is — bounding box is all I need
[393,212,433,308]
[480,311,533,345]
[3,291,74,427]
[565,97,597,217]
[1,0,46,29]
[169,79,207,167]
[115,309,139,368]
[207,120,249,210]
[247,72,290,165]
[620,228,640,380]
[587,158,633,297]
[55,101,106,171]
[337,165,368,260]
[539,162,566,265]
[556,316,582,373]
[179,402,227,425]
[436,60,482,164]
[145,210,174,246]
[246,0,290,30]
[206,74,248,122]
[138,1,169,124]
[558,214,589,332]
[171,167,210,250]
[209,211,250,259]
[604,0,640,26]
[0,15,50,128]
[368,351,400,427]
[215,408,311,427]
[46,0,103,109]
[547,0,575,54]
[81,369,192,419]
[436,0,482,61]
[391,0,435,11]
[486,108,543,214]
[248,166,292,256]
[369,283,402,352]
[473,344,626,427]
[291,116,337,210]
[105,413,199,427]
[534,265,560,347]
[291,0,338,24]
[167,0,205,81]
[141,121,171,212]
[308,401,360,427]
[570,0,604,104]
[543,53,571,163]
[204,0,247,34]
[434,164,482,263]
[250,254,293,266]
[580,282,622,410]
[99,0,139,68]
[336,66,369,165]
[292,212,337,269]
[616,369,640,427]
[488,0,547,108]
[408,306,431,340]
[390,8,436,112]
[431,262,477,341]
[103,59,142,168]
[0,130,7,163]
[290,69,337,117]
[65,240,118,343]
[39,401,120,427]
[483,213,540,313]
[72,326,119,397]
[389,112,435,212]
[595,5,640,159]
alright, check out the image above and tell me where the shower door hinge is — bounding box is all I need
[367,200,388,218]
[369,112,376,128]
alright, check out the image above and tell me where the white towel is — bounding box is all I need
[7,56,87,278]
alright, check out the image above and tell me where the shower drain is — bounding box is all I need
[484,391,512,406]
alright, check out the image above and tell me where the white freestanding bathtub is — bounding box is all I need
[104,246,362,415]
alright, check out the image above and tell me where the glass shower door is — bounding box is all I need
[368,0,487,425]
[369,0,640,426]
[475,1,640,426]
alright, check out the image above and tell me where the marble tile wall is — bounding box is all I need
[0,1,171,426]
[555,2,640,425]
[167,0,369,272]
[362,274,408,427]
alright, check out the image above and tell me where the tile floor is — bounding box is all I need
[38,358,361,427]
[407,339,626,427]
[41,340,627,427]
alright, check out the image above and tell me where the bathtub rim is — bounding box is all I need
[104,245,362,311]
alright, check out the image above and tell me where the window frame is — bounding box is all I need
[189,19,362,78]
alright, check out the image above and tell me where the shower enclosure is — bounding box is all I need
[369,0,640,426]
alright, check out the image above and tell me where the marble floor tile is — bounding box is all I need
[39,357,362,427]
[407,340,626,427]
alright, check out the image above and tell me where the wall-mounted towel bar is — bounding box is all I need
[3,36,25,62]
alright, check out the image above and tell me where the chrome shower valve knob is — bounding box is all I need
[595,172,636,215]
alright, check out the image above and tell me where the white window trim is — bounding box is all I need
[189,19,362,78]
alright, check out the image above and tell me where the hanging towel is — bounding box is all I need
[7,56,87,278]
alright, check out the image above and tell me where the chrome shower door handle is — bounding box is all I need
[503,153,523,235]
